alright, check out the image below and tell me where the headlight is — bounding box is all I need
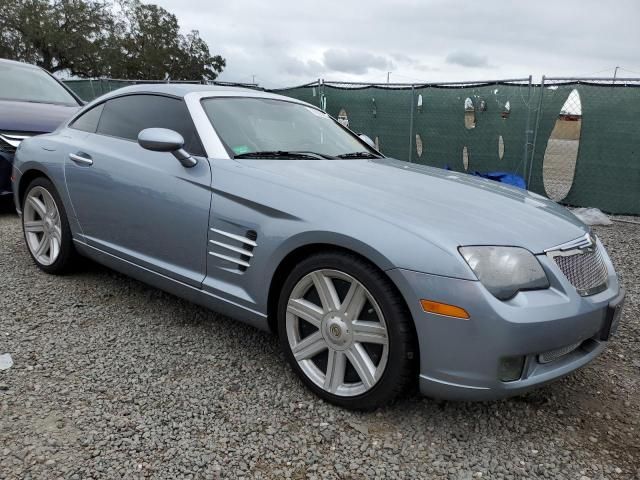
[459,246,549,300]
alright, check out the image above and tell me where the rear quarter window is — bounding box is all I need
[69,104,104,133]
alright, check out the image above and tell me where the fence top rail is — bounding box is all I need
[63,76,640,91]
[544,76,640,82]
[322,78,531,87]
[269,80,320,91]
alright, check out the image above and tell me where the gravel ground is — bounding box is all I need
[1,202,639,480]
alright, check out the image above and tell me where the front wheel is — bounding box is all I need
[277,251,417,410]
[22,177,78,274]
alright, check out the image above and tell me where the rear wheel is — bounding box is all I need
[278,251,416,410]
[22,177,78,274]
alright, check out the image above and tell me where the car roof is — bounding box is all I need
[0,58,43,70]
[106,83,253,97]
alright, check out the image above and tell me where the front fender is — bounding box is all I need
[253,219,475,316]
[267,229,397,274]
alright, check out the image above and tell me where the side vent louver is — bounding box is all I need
[208,228,258,271]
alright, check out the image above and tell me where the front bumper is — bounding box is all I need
[388,245,622,401]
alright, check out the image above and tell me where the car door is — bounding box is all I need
[64,94,212,288]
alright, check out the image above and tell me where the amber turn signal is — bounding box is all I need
[420,300,470,319]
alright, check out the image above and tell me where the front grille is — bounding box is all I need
[551,246,608,296]
[0,131,33,155]
[538,341,582,364]
[0,138,17,155]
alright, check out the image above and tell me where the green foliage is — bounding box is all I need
[0,0,225,80]
[0,0,114,76]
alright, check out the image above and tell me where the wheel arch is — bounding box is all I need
[266,241,417,347]
[17,169,52,207]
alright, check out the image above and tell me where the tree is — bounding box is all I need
[110,1,225,80]
[0,0,225,80]
[174,31,225,81]
[0,0,115,77]
[112,2,183,79]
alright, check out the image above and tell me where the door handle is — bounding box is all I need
[69,152,93,166]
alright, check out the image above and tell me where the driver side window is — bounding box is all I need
[95,94,205,156]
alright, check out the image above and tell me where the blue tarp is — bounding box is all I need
[445,165,527,189]
[473,171,527,189]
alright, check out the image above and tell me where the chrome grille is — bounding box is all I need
[0,137,17,154]
[550,245,608,296]
[0,132,32,155]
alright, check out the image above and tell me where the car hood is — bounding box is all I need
[243,157,588,254]
[0,100,79,133]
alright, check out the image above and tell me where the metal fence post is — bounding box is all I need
[320,78,326,111]
[520,75,532,177]
[408,84,415,163]
[527,75,545,188]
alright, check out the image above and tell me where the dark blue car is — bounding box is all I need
[0,59,82,197]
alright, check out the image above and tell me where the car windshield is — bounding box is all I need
[201,97,379,159]
[0,62,79,106]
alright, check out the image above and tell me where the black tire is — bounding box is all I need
[21,177,79,274]
[277,250,417,410]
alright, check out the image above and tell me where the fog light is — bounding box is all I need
[498,356,525,382]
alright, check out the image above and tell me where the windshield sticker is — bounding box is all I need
[232,145,251,155]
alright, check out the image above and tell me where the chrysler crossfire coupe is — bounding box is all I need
[12,85,625,409]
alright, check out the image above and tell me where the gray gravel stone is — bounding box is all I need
[1,204,639,479]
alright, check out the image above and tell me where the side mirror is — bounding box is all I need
[137,128,197,168]
[358,133,376,149]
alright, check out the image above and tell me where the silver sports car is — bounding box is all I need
[12,84,625,409]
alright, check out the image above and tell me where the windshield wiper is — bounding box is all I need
[335,151,380,159]
[234,150,333,160]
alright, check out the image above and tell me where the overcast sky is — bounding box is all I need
[152,0,640,88]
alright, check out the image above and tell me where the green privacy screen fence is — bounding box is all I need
[64,77,640,215]
[529,80,640,215]
[273,78,640,215]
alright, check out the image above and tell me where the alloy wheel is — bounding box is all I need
[23,186,62,266]
[286,269,389,397]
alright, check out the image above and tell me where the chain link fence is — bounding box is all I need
[529,78,640,215]
[63,77,640,215]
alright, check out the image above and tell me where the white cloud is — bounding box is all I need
[445,51,491,68]
[323,49,394,75]
[150,0,640,87]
